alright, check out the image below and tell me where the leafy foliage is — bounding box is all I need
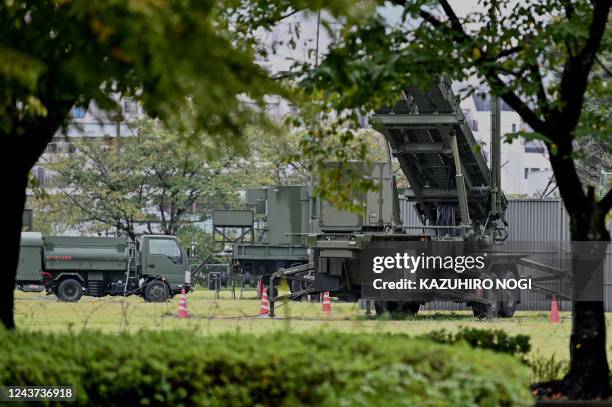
[0,0,293,328]
[422,327,531,361]
[0,329,532,406]
[264,0,611,223]
[235,125,313,187]
[529,354,570,384]
[0,0,283,151]
[43,118,242,239]
[175,224,213,266]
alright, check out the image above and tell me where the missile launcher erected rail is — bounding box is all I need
[373,76,507,235]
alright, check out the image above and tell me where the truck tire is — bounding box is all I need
[375,301,420,317]
[472,272,499,319]
[374,300,397,315]
[56,279,83,302]
[400,302,420,316]
[267,285,278,299]
[290,273,306,294]
[144,281,168,302]
[498,269,518,318]
[472,302,493,319]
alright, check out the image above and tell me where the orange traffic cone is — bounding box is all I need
[322,291,332,314]
[550,295,560,323]
[258,290,270,317]
[177,287,190,318]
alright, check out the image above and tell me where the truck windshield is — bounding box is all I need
[149,239,182,263]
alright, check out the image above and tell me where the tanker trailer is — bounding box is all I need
[18,233,191,302]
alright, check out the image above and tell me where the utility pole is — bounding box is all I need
[489,2,502,217]
[308,10,322,233]
[490,95,502,216]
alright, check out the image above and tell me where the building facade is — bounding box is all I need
[460,93,554,197]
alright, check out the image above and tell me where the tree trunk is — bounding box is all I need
[565,300,609,398]
[563,201,610,399]
[0,169,29,329]
[1,97,75,329]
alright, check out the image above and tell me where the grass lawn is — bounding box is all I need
[14,288,612,364]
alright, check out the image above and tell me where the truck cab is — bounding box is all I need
[138,235,191,302]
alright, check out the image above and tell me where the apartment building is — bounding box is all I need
[461,93,554,197]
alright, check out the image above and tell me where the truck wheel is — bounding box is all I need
[267,285,278,299]
[56,279,83,302]
[375,301,419,317]
[374,301,387,315]
[144,281,168,302]
[290,273,305,293]
[498,269,518,318]
[374,301,399,316]
[471,302,490,319]
[472,272,500,319]
[400,302,420,316]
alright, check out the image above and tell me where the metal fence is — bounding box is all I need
[398,197,612,311]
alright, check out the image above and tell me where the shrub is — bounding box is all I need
[0,329,532,406]
[421,327,531,360]
[528,354,569,383]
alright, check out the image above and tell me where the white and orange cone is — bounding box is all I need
[322,291,332,314]
[257,278,265,300]
[177,287,190,318]
[258,290,270,318]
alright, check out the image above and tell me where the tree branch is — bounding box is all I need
[599,187,612,213]
[488,75,550,134]
[14,97,76,173]
[595,55,612,76]
[438,0,466,36]
[483,45,525,61]
[418,4,549,133]
[561,0,575,20]
[547,136,589,216]
[530,63,551,118]
[556,0,611,132]
[262,9,300,25]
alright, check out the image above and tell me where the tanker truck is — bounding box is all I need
[17,232,191,302]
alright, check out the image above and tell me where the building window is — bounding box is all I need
[123,99,138,115]
[287,103,298,115]
[512,123,517,132]
[37,167,45,187]
[71,106,87,119]
[525,140,546,153]
[524,168,529,179]
[45,143,58,154]
[470,120,479,131]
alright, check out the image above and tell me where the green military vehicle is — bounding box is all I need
[269,79,528,318]
[211,186,310,287]
[17,232,191,302]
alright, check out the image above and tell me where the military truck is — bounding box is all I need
[210,186,310,286]
[17,232,191,302]
[268,78,532,318]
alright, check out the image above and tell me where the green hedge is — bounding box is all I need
[0,329,532,406]
[421,328,531,360]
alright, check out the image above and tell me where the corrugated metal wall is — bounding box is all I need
[505,200,570,242]
[398,197,611,311]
